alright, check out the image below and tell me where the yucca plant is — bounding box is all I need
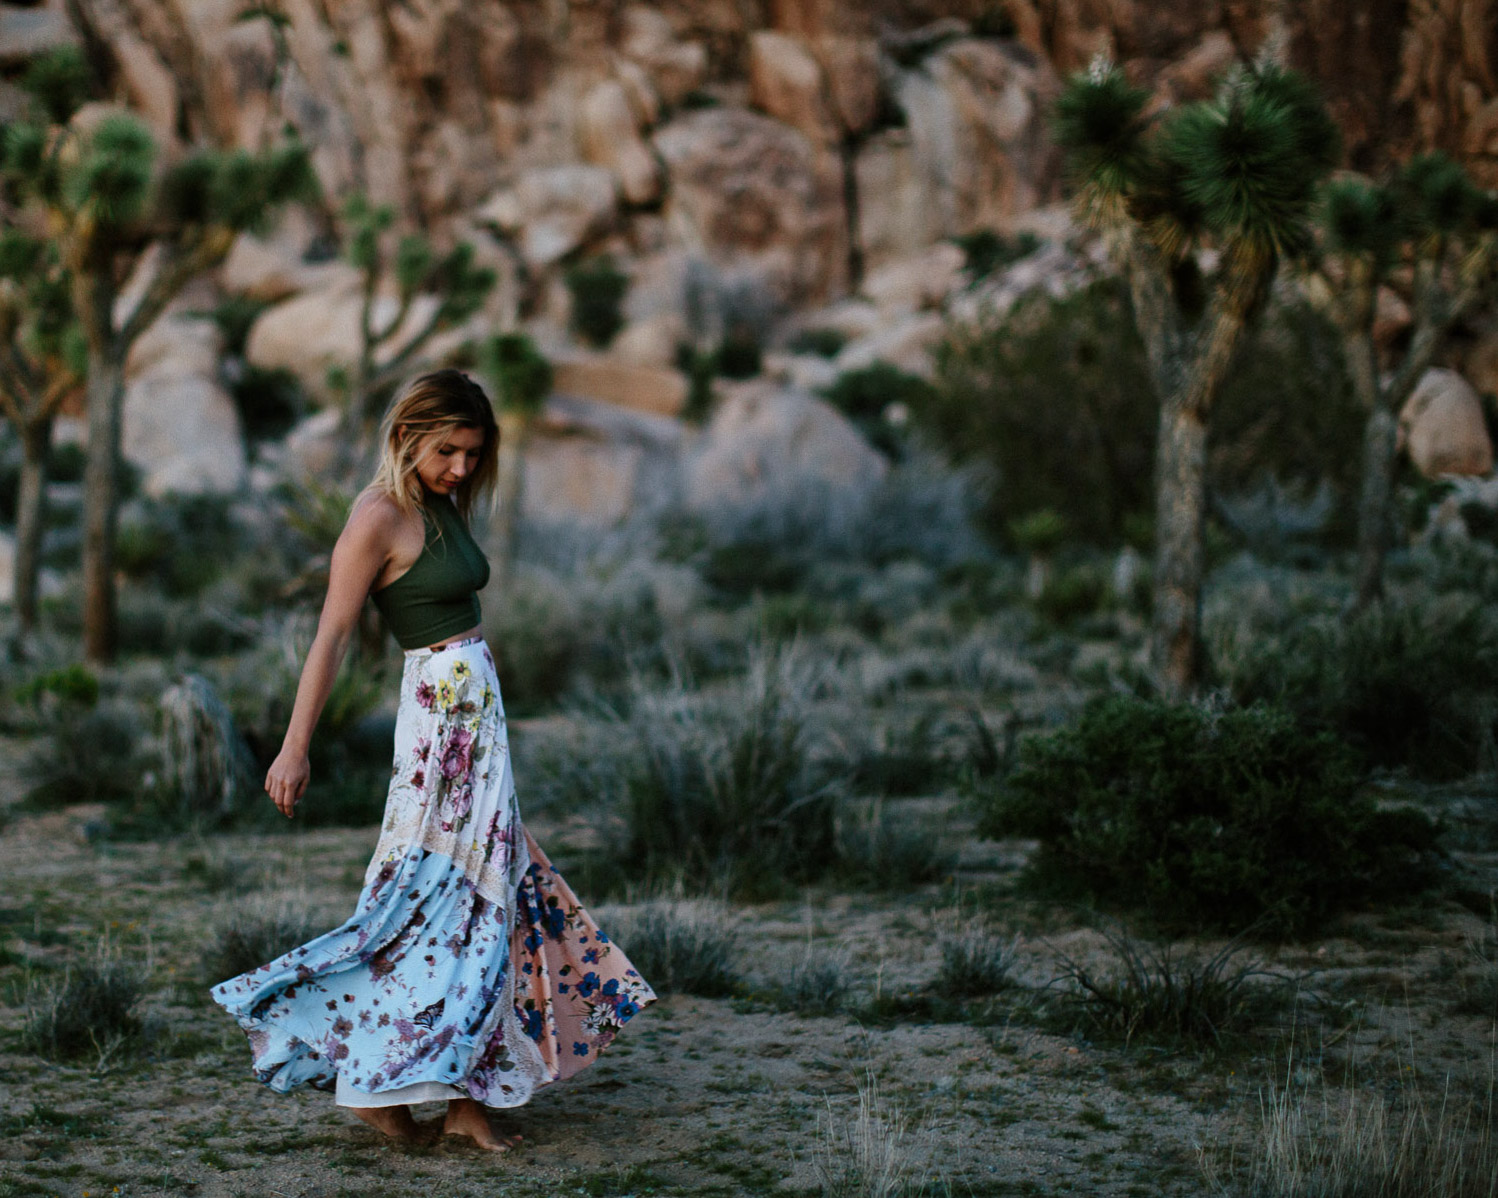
[0,46,317,661]
[1057,58,1340,694]
[328,191,497,464]
[1309,155,1498,610]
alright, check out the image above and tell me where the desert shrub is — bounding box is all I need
[768,946,854,1015]
[927,282,1358,546]
[22,939,146,1062]
[835,800,954,889]
[815,1070,923,1198]
[982,697,1439,935]
[1223,596,1498,780]
[230,363,305,445]
[935,926,1019,997]
[1034,561,1110,625]
[482,567,581,712]
[114,493,242,598]
[821,362,937,459]
[787,327,849,358]
[1051,925,1286,1047]
[949,228,1040,279]
[616,645,843,898]
[16,667,144,805]
[848,708,953,797]
[604,900,739,997]
[1235,1073,1498,1198]
[202,897,321,984]
[566,254,629,347]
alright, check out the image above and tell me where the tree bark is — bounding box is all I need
[81,355,125,663]
[1150,395,1209,699]
[13,415,52,631]
[1353,403,1399,611]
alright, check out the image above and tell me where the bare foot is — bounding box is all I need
[443,1097,522,1153]
[351,1104,423,1142]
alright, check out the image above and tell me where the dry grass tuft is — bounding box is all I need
[815,1069,925,1198]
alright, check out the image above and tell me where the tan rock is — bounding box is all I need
[684,382,888,509]
[220,224,361,305]
[580,79,662,205]
[855,130,937,270]
[861,243,967,313]
[612,314,687,368]
[1156,31,1237,103]
[811,35,881,135]
[552,355,688,417]
[244,279,441,405]
[748,31,837,145]
[621,7,708,107]
[653,107,847,304]
[477,165,619,269]
[1398,368,1495,478]
[281,408,343,479]
[121,310,245,497]
[892,38,1061,241]
[613,57,662,127]
[520,436,646,527]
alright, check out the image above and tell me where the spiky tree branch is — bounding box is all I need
[1057,60,1339,695]
[1308,153,1498,611]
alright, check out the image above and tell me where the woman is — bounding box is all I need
[211,370,654,1153]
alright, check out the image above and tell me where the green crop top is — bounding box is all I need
[369,494,490,650]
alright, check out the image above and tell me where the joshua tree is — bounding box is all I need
[1055,60,1339,696]
[0,46,316,661]
[0,236,83,631]
[1310,155,1498,611]
[477,331,552,595]
[330,193,496,465]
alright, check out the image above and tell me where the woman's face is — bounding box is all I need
[407,423,485,496]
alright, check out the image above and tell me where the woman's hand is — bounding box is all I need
[266,748,311,819]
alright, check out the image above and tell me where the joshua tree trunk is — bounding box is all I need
[489,408,532,596]
[81,354,125,663]
[1353,404,1400,610]
[13,414,52,631]
[1150,397,1209,699]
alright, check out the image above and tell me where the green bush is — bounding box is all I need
[230,364,305,445]
[821,362,936,459]
[203,899,321,984]
[616,646,842,899]
[565,254,629,348]
[926,281,1360,546]
[1223,596,1498,780]
[22,940,146,1062]
[949,228,1040,279]
[980,697,1438,935]
[835,800,954,889]
[786,327,848,358]
[605,900,739,997]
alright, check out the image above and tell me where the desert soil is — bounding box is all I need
[1,757,1495,1198]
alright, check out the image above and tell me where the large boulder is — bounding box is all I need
[620,6,708,107]
[748,30,838,145]
[684,382,888,509]
[1398,368,1495,479]
[244,279,440,406]
[476,165,619,270]
[877,38,1061,263]
[579,79,662,205]
[653,107,847,304]
[122,310,246,497]
[551,355,688,417]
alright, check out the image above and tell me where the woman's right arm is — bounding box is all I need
[265,497,397,819]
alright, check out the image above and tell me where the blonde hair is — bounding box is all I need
[364,370,500,521]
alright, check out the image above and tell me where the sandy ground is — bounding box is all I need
[1,774,1495,1198]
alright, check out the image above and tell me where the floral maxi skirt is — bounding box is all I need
[210,637,655,1109]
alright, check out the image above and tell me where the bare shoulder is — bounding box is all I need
[342,490,408,551]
